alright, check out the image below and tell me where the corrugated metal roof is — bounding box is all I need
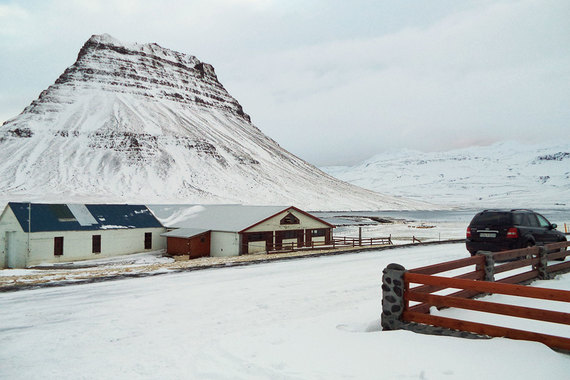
[8,203,163,233]
[149,204,290,232]
[161,228,210,238]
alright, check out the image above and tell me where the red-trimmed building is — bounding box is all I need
[157,205,334,258]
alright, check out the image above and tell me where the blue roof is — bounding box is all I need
[8,203,163,233]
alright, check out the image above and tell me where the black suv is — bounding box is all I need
[466,209,566,255]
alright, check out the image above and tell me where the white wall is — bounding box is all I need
[0,207,27,269]
[280,238,299,249]
[247,240,267,254]
[24,228,166,267]
[211,231,240,257]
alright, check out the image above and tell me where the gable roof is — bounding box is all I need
[7,203,163,233]
[148,204,334,233]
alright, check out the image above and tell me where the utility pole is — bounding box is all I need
[27,202,31,265]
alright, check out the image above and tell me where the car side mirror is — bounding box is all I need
[551,223,557,230]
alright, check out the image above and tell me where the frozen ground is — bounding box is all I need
[333,221,465,244]
[1,243,569,379]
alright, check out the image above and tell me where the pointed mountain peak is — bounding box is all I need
[7,34,249,127]
[0,35,430,210]
[87,33,122,45]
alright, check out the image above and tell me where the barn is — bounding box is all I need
[0,203,166,268]
[157,205,334,258]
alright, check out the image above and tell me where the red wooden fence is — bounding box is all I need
[400,241,570,350]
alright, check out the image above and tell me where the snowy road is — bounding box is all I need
[1,243,569,379]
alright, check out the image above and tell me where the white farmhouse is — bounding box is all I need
[0,203,166,268]
[154,205,334,259]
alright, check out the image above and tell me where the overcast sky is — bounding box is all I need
[1,0,569,165]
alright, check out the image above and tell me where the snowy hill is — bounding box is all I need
[0,34,427,211]
[322,141,570,209]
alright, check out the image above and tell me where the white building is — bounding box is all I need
[0,203,166,268]
[154,205,335,259]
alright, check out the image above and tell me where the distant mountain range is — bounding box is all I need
[0,34,429,211]
[322,141,570,209]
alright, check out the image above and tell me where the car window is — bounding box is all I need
[513,213,532,226]
[472,212,510,225]
[535,214,551,228]
[526,213,540,227]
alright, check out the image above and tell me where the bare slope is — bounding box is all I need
[0,34,427,210]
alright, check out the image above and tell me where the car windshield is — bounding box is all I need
[472,212,511,226]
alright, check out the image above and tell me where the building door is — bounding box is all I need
[6,232,18,268]
[145,233,152,250]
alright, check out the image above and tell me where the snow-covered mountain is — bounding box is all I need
[323,141,570,209]
[0,34,428,211]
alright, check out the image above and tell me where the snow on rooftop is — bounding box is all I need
[161,228,209,238]
[150,204,290,231]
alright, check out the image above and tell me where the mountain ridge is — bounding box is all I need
[0,34,430,211]
[323,141,570,209]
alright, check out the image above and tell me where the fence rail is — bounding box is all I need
[332,236,392,247]
[259,235,393,254]
[381,241,570,351]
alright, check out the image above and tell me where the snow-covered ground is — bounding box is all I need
[333,221,466,244]
[322,141,570,209]
[1,243,569,379]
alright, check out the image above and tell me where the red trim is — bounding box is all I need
[239,206,335,233]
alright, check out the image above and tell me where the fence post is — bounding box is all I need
[537,246,550,280]
[476,251,495,282]
[381,263,407,331]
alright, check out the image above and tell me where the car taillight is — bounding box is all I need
[466,227,471,238]
[506,227,519,239]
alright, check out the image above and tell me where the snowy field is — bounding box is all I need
[1,243,569,379]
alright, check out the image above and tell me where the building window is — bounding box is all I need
[280,213,300,225]
[282,230,299,239]
[145,232,152,249]
[247,233,267,241]
[311,229,326,237]
[92,235,101,254]
[54,237,64,256]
